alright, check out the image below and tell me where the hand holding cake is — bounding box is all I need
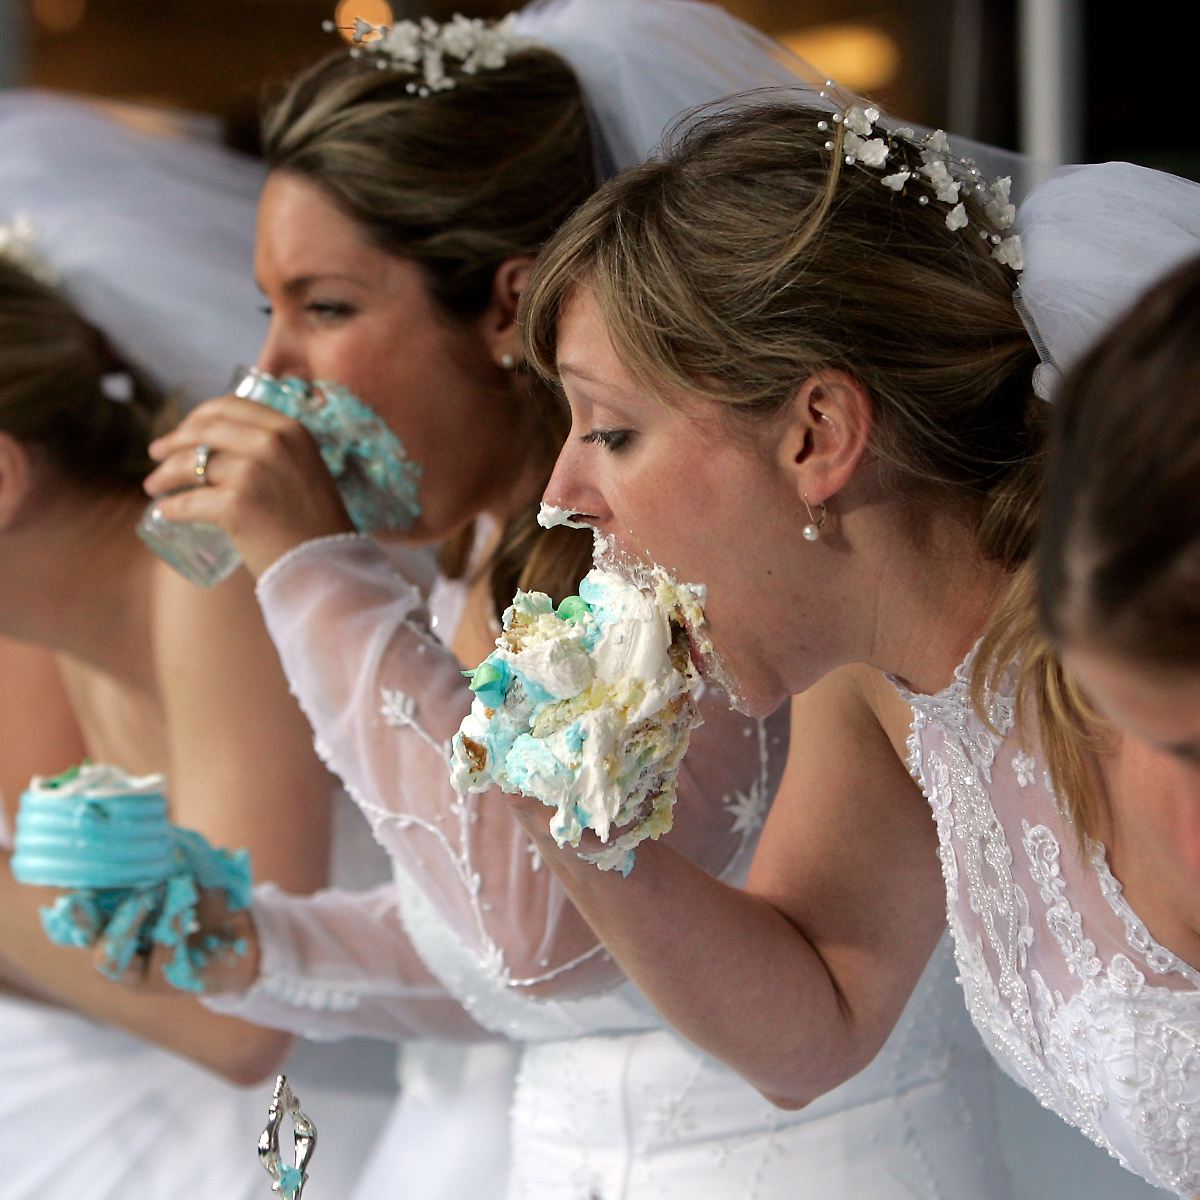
[450,542,707,876]
[11,762,255,993]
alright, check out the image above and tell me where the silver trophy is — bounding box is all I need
[259,1074,317,1198]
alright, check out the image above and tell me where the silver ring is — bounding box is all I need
[193,443,213,486]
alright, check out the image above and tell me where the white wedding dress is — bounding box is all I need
[898,649,1200,1197]
[208,531,1020,1199]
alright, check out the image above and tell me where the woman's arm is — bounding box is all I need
[202,881,493,1043]
[252,533,789,999]
[0,569,333,1081]
[0,636,86,831]
[152,563,333,896]
[502,666,946,1107]
[0,853,289,1084]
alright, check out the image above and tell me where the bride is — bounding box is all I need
[515,97,1200,1196]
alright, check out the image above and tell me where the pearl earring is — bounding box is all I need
[499,353,517,371]
[802,494,827,542]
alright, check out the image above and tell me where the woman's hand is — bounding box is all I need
[145,395,355,578]
[98,886,262,997]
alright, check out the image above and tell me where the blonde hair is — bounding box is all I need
[262,47,597,611]
[524,101,1111,838]
[0,259,168,489]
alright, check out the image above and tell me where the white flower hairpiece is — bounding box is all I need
[0,214,58,285]
[815,88,1023,272]
[323,12,530,97]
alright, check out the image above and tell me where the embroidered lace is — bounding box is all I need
[898,653,1200,1197]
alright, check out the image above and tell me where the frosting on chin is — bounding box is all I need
[450,565,704,874]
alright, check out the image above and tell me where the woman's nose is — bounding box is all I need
[543,441,609,524]
[255,322,306,381]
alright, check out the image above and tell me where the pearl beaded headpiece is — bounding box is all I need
[323,12,530,97]
[816,83,1023,273]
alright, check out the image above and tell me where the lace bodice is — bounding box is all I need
[897,654,1200,1197]
[209,533,786,1041]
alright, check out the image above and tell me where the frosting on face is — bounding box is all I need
[450,565,705,874]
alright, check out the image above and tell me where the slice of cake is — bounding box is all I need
[11,762,174,890]
[11,761,252,991]
[450,565,705,875]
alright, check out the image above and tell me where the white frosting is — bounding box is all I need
[450,566,703,873]
[536,503,590,530]
[28,763,165,800]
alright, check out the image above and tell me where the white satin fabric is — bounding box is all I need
[208,532,1018,1199]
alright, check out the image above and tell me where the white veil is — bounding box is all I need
[1015,161,1200,397]
[0,90,265,406]
[515,0,1028,197]
[514,0,823,176]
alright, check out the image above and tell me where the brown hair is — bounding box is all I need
[525,101,1041,563]
[1037,252,1200,772]
[0,259,168,489]
[261,46,598,612]
[523,102,1126,831]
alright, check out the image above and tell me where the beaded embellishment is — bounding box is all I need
[815,83,1023,271]
[323,12,529,96]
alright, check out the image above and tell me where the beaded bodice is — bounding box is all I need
[897,655,1200,1197]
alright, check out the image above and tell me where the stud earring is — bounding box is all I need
[499,353,517,371]
[802,494,827,542]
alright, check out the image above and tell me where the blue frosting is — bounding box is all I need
[251,374,423,533]
[465,656,511,709]
[35,824,253,993]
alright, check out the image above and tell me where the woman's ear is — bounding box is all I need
[0,432,34,531]
[775,369,873,508]
[481,256,536,369]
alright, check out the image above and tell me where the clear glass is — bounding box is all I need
[136,366,307,588]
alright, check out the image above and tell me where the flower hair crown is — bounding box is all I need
[0,213,58,285]
[323,12,530,96]
[817,85,1022,272]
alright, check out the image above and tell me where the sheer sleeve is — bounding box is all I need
[203,882,490,1043]
[254,533,789,1012]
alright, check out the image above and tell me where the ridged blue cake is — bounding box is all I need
[11,763,174,889]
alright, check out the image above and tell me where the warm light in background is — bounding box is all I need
[781,23,901,93]
[332,0,394,40]
[32,0,87,35]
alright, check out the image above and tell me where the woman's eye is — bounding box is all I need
[581,428,635,453]
[305,301,355,322]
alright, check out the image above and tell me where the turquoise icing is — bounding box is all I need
[25,822,251,993]
[278,1164,304,1198]
[465,657,511,709]
[252,375,423,533]
[96,890,157,980]
[562,721,586,756]
[40,891,106,948]
[506,668,555,709]
[12,789,174,889]
[504,732,571,796]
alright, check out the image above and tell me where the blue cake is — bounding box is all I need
[11,762,174,890]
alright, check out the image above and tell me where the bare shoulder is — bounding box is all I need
[752,665,933,897]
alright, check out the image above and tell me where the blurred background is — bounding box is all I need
[0,0,1195,178]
